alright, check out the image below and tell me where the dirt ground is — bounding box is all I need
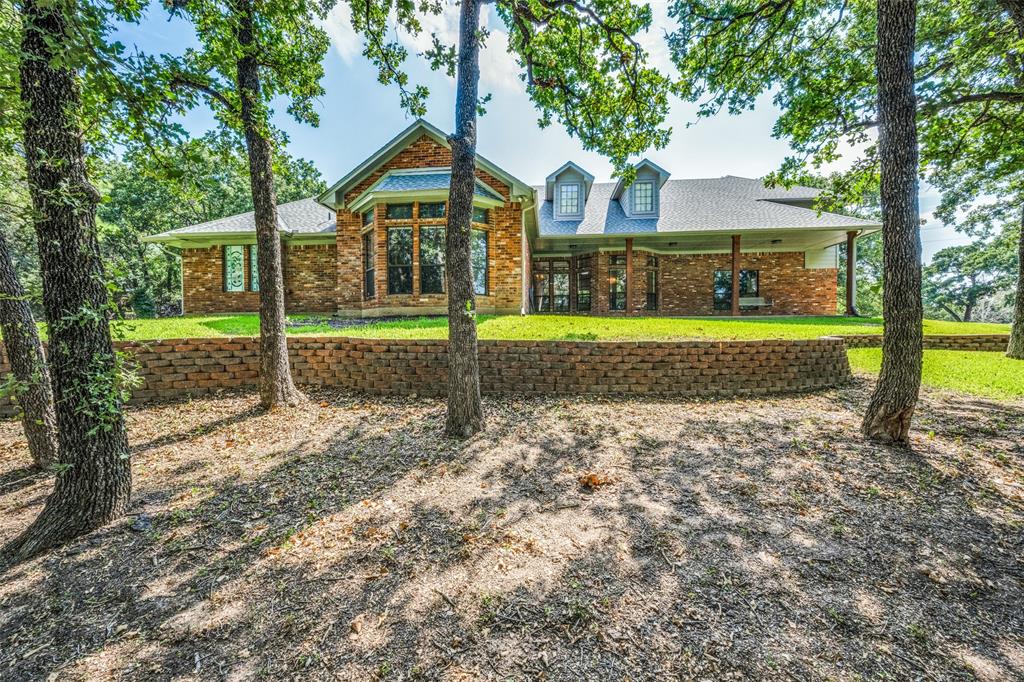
[0,379,1022,681]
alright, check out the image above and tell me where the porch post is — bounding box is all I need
[625,237,634,315]
[731,234,741,316]
[845,230,859,316]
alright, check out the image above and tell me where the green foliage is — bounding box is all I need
[161,0,333,146]
[73,350,142,438]
[349,0,673,175]
[923,225,1018,322]
[94,134,325,317]
[668,0,1024,219]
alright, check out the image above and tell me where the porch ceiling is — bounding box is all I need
[531,227,875,257]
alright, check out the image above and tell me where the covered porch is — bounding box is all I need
[527,228,865,316]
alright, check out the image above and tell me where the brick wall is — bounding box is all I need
[534,250,836,316]
[335,135,524,316]
[0,337,852,415]
[838,334,1011,350]
[658,251,836,316]
[182,243,338,314]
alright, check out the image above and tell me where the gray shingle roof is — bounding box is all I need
[150,198,336,239]
[373,171,505,201]
[536,176,878,237]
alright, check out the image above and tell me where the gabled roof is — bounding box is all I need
[347,168,506,213]
[544,161,595,201]
[535,176,879,237]
[611,159,671,200]
[143,198,336,246]
[316,119,532,209]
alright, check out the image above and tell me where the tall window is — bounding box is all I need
[249,244,259,292]
[471,228,488,296]
[472,206,489,224]
[645,256,658,311]
[608,255,626,311]
[386,203,413,220]
[387,227,413,294]
[419,202,445,219]
[558,183,581,215]
[633,181,655,213]
[552,260,570,312]
[420,226,445,294]
[224,245,244,292]
[713,269,759,310]
[362,208,375,226]
[533,266,550,312]
[363,231,375,299]
[576,255,592,312]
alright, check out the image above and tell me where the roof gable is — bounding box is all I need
[316,119,531,209]
[544,161,595,201]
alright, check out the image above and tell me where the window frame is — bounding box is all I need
[362,208,375,226]
[419,202,446,219]
[386,226,414,295]
[608,255,627,311]
[249,244,259,292]
[632,180,655,214]
[223,245,245,293]
[471,228,488,296]
[557,182,582,218]
[713,269,760,310]
[363,231,376,300]
[575,255,592,312]
[419,225,446,295]
[386,203,414,220]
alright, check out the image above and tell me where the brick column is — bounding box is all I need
[731,234,741,316]
[845,230,859,316]
[625,238,634,316]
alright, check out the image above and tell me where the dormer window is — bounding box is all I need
[558,183,581,216]
[633,181,655,214]
[546,162,594,220]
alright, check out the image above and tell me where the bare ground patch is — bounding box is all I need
[0,381,1022,681]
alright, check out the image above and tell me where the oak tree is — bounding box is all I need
[163,0,333,408]
[2,0,137,562]
[352,0,672,436]
[668,0,1024,441]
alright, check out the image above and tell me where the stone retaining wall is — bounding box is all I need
[0,336,852,414]
[838,334,1010,351]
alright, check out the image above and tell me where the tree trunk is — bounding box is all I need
[232,0,302,409]
[1008,206,1024,358]
[861,0,923,445]
[0,228,58,470]
[3,0,132,564]
[444,0,485,438]
[963,301,974,323]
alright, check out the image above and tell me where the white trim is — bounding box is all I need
[316,119,531,209]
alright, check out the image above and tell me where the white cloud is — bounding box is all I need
[321,3,361,64]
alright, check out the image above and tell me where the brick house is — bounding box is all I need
[147,119,879,317]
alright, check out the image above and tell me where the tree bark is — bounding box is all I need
[0,228,58,470]
[232,0,302,409]
[444,0,485,438]
[3,0,132,564]
[1002,3,1024,359]
[861,0,923,445]
[1008,206,1024,358]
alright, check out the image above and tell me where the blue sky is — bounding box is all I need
[114,2,968,261]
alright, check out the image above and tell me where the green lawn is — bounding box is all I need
[107,313,1011,342]
[848,348,1024,400]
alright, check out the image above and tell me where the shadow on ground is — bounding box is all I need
[0,382,1022,680]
